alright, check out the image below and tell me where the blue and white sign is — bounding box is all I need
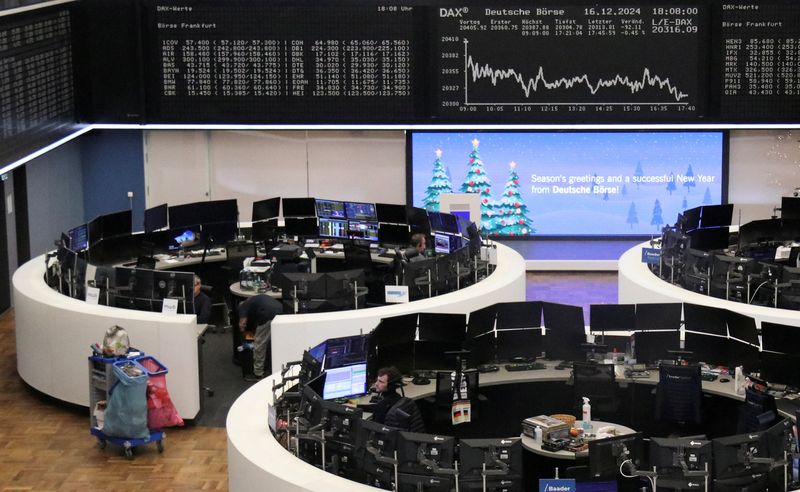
[539,478,576,492]
[641,247,661,264]
[385,285,410,303]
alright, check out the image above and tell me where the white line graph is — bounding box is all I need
[462,38,691,105]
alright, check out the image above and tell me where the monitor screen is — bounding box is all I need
[87,216,103,246]
[589,304,636,334]
[168,202,201,229]
[589,433,643,480]
[635,303,682,331]
[376,202,407,224]
[543,302,586,361]
[760,321,800,354]
[738,218,782,248]
[114,267,155,300]
[251,218,279,241]
[634,330,680,363]
[411,131,724,236]
[467,305,496,338]
[67,224,88,251]
[347,220,379,242]
[144,203,168,232]
[700,204,734,228]
[278,272,327,300]
[168,227,202,250]
[282,197,317,218]
[309,340,327,365]
[712,432,769,480]
[284,217,319,237]
[682,206,702,232]
[781,197,800,220]
[315,199,346,219]
[650,436,712,485]
[252,197,280,222]
[378,223,410,245]
[683,303,728,336]
[495,301,542,330]
[322,363,368,400]
[325,334,369,369]
[459,437,522,477]
[198,199,238,224]
[687,226,730,251]
[433,232,452,254]
[428,211,459,235]
[202,221,237,244]
[397,432,456,475]
[406,206,431,234]
[683,332,730,367]
[344,201,377,221]
[318,218,347,239]
[418,313,466,343]
[495,329,543,362]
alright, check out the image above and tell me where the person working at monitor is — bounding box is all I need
[359,366,424,432]
[402,233,427,262]
[193,275,211,325]
[238,294,283,381]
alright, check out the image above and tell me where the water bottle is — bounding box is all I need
[582,397,592,430]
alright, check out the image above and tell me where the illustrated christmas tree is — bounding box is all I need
[496,161,535,236]
[634,161,644,188]
[651,199,664,231]
[682,196,688,209]
[603,191,609,201]
[666,173,677,195]
[460,138,498,233]
[627,202,639,229]
[683,165,696,193]
[622,184,628,196]
[703,187,712,205]
[421,148,453,212]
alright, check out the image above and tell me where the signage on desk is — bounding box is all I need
[85,286,100,305]
[162,298,179,315]
[641,247,661,264]
[539,478,576,492]
[385,285,410,304]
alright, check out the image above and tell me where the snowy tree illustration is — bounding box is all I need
[651,199,664,231]
[496,161,535,236]
[603,191,609,201]
[627,202,639,229]
[683,165,696,193]
[459,138,497,233]
[622,184,628,196]
[682,196,688,209]
[422,148,453,212]
[634,161,644,188]
[666,173,677,195]
[703,187,712,205]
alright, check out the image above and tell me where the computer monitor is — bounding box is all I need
[347,220,379,242]
[321,400,363,444]
[760,321,800,354]
[308,340,327,365]
[588,432,644,480]
[396,431,456,475]
[92,265,115,305]
[683,332,730,367]
[376,203,408,224]
[781,197,800,220]
[712,432,770,483]
[649,436,712,489]
[466,305,496,339]
[396,473,454,492]
[324,334,369,369]
[763,417,794,462]
[418,313,466,344]
[495,329,544,362]
[251,218,279,242]
[282,197,317,218]
[726,310,759,345]
[495,301,542,330]
[700,204,734,228]
[152,270,194,313]
[402,258,436,300]
[284,217,319,238]
[759,351,800,388]
[278,272,327,300]
[355,419,399,486]
[727,339,760,373]
[344,201,377,221]
[326,269,367,308]
[196,199,238,225]
[687,226,730,251]
[433,233,453,255]
[634,330,681,364]
[98,210,132,240]
[168,227,202,250]
[589,304,636,335]
[681,207,701,232]
[406,206,431,235]
[168,202,201,229]
[322,363,368,400]
[299,383,325,428]
[202,221,237,244]
[378,223,410,246]
[315,199,346,219]
[144,203,168,233]
[252,197,280,222]
[318,217,347,239]
[542,302,586,362]
[87,215,103,246]
[369,314,417,377]
[427,211,459,235]
[683,302,728,336]
[738,218,782,249]
[113,267,155,311]
[67,224,89,251]
[635,303,682,331]
[458,437,522,478]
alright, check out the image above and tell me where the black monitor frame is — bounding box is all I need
[458,437,522,478]
[252,197,280,222]
[282,197,317,218]
[144,203,168,233]
[588,432,644,480]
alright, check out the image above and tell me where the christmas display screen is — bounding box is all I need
[410,131,725,236]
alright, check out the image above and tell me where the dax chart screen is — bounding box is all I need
[433,4,708,122]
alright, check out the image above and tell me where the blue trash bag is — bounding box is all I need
[102,360,150,439]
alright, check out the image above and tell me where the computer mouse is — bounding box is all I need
[719,378,731,383]
[412,377,431,385]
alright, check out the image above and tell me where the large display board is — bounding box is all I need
[0,5,76,167]
[410,131,725,236]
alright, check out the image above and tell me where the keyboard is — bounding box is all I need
[478,364,500,373]
[505,362,546,372]
[625,370,651,379]
[413,370,437,379]
[701,372,719,382]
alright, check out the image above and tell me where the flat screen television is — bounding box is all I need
[410,131,725,236]
[315,199,346,219]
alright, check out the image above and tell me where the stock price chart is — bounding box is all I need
[434,4,708,122]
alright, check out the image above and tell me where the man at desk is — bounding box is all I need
[402,233,427,262]
[238,294,283,381]
[193,275,211,325]
[359,367,424,432]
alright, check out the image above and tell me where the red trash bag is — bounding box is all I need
[137,356,184,429]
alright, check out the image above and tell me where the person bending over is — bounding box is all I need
[238,294,283,381]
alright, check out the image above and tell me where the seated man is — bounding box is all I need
[238,293,283,381]
[402,233,428,262]
[360,366,424,432]
[193,275,211,324]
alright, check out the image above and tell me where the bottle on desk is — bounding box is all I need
[581,397,592,430]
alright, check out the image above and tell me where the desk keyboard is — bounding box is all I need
[625,370,651,379]
[505,362,546,372]
[701,372,719,382]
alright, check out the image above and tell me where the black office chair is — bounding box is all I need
[654,364,703,433]
[709,254,750,302]
[343,243,373,271]
[571,362,619,422]
[736,386,777,433]
[385,397,425,433]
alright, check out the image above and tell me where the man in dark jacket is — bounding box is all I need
[193,275,211,325]
[238,294,283,381]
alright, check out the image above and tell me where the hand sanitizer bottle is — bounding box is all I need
[582,397,592,430]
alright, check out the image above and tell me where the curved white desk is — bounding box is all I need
[521,420,637,460]
[270,243,526,371]
[618,242,800,328]
[13,255,203,418]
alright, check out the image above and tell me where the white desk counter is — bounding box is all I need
[270,243,526,371]
[618,242,800,328]
[13,255,203,419]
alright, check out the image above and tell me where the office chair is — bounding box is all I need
[654,364,703,433]
[384,397,425,433]
[681,248,712,295]
[736,386,777,433]
[343,243,373,270]
[571,362,619,422]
